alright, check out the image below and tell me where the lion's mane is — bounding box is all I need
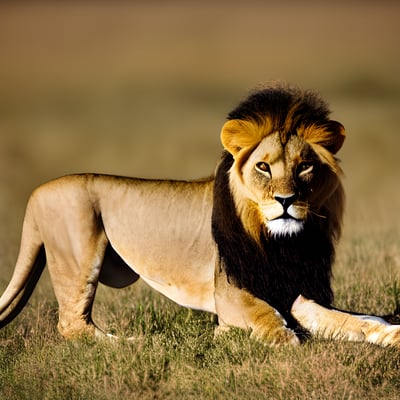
[211,84,344,330]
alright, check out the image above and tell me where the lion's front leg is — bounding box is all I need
[291,295,400,348]
[214,269,299,346]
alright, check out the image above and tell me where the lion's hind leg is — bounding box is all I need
[44,228,109,339]
[291,295,400,348]
[47,239,110,339]
[37,193,110,339]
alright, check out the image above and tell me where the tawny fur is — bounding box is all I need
[0,82,399,348]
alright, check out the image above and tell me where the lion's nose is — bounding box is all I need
[274,194,297,210]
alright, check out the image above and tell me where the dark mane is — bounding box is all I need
[228,82,331,133]
[211,151,335,331]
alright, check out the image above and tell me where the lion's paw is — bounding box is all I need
[251,326,300,346]
[366,324,400,349]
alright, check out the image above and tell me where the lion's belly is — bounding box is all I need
[107,237,217,314]
[94,176,217,312]
[140,267,216,313]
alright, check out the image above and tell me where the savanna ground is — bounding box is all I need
[0,2,400,399]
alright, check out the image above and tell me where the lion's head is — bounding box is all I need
[212,83,346,324]
[220,83,345,241]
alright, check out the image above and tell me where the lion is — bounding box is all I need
[1,82,399,347]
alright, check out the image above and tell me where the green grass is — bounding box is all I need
[1,2,400,399]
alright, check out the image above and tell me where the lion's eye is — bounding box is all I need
[255,162,271,177]
[297,162,314,177]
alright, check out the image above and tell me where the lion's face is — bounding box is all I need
[221,118,345,238]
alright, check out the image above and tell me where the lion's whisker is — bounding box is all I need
[309,210,327,219]
[295,203,327,220]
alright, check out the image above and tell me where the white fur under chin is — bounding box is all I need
[267,218,304,237]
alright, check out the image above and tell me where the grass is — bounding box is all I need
[1,201,399,400]
[1,281,400,400]
[1,2,400,399]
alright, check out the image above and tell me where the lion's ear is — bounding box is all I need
[220,119,261,156]
[323,120,346,154]
[304,120,346,155]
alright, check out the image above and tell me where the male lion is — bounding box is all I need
[1,83,399,347]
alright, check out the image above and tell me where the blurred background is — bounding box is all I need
[0,1,399,268]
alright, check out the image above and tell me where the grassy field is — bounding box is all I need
[1,2,400,399]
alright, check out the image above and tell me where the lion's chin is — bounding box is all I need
[267,218,304,237]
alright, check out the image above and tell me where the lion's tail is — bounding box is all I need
[0,200,46,328]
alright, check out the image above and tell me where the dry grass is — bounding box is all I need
[1,2,400,399]
[1,284,400,399]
